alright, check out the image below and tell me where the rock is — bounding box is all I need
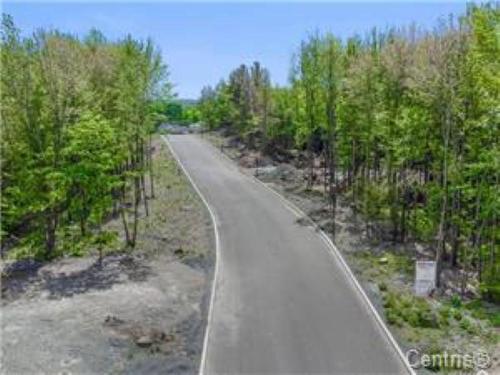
[165,334,175,342]
[379,257,389,265]
[174,248,185,257]
[158,342,172,354]
[104,315,125,327]
[136,335,153,347]
[415,243,424,254]
[239,155,257,168]
[258,166,278,178]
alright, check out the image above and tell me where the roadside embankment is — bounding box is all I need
[204,130,499,375]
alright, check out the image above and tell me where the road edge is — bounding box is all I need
[200,134,415,375]
[161,135,219,375]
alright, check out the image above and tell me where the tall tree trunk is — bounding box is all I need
[401,201,406,243]
[323,149,328,194]
[149,133,155,199]
[451,190,460,267]
[436,109,452,288]
[45,210,58,257]
[130,134,141,248]
[328,129,337,239]
[131,174,140,247]
[140,139,149,217]
[307,137,315,189]
[120,178,132,246]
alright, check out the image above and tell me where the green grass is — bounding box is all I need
[382,288,499,338]
[382,290,441,329]
[356,250,413,283]
[464,299,500,328]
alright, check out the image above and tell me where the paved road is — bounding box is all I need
[167,134,410,374]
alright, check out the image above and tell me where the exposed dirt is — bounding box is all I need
[1,137,214,374]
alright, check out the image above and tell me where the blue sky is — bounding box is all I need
[4,2,468,99]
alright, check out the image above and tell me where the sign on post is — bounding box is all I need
[415,260,436,296]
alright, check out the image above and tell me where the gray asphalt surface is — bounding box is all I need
[167,134,410,374]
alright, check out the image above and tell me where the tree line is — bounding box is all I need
[198,4,499,300]
[1,15,170,259]
[152,99,200,125]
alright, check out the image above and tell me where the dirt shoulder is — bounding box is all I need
[203,131,499,375]
[1,136,214,374]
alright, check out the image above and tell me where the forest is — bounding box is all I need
[198,4,499,301]
[1,14,171,259]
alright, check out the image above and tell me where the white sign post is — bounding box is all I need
[415,260,436,296]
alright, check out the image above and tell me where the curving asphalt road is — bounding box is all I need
[165,134,411,375]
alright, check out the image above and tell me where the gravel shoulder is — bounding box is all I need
[1,136,215,374]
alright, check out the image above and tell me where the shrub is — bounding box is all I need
[452,309,462,321]
[437,306,450,327]
[424,341,445,372]
[451,294,462,309]
[480,282,500,304]
[460,317,480,335]
[378,281,388,292]
[382,289,439,328]
[465,299,500,328]
[386,311,403,327]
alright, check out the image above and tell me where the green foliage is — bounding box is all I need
[198,62,271,141]
[451,294,462,309]
[62,113,120,230]
[1,15,169,258]
[437,305,451,327]
[453,309,463,321]
[198,82,236,130]
[459,317,480,335]
[423,342,446,372]
[480,272,500,303]
[382,290,439,329]
[357,251,414,281]
[197,4,499,302]
[152,100,200,125]
[359,183,386,221]
[465,299,500,327]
